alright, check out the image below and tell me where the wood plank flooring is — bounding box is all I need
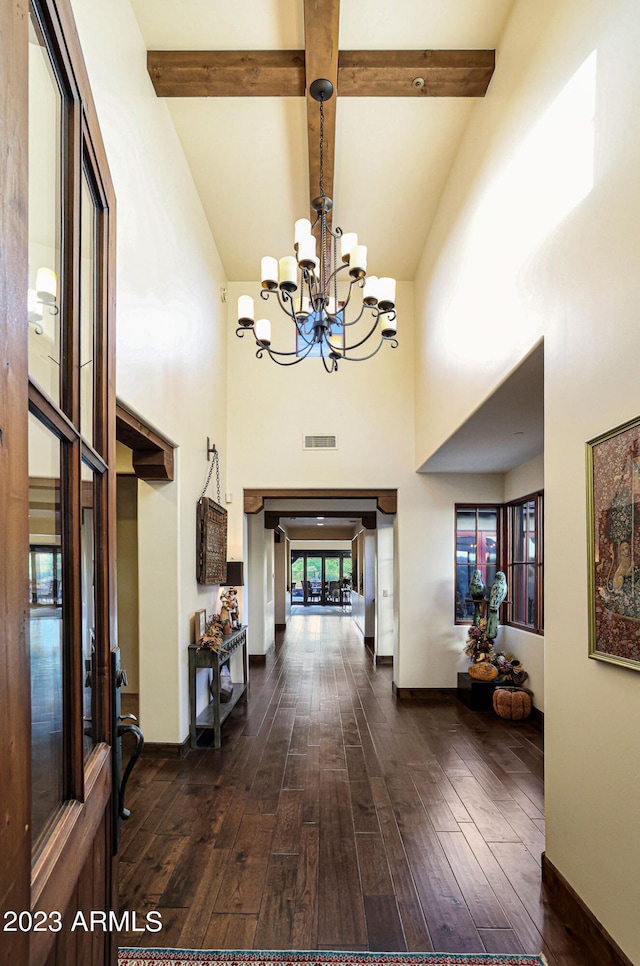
[118,613,590,963]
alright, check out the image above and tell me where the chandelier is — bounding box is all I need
[236,79,398,373]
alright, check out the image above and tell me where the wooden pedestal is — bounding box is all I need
[456,671,497,712]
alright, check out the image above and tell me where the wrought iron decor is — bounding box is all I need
[197,497,228,585]
[197,440,227,584]
[587,414,640,670]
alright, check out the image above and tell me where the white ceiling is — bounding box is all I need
[130,0,516,282]
[419,342,544,474]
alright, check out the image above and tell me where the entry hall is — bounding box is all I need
[118,613,588,964]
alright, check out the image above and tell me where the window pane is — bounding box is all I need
[527,563,536,624]
[81,462,97,755]
[455,507,498,621]
[80,172,96,445]
[512,500,536,563]
[29,413,64,849]
[296,310,344,357]
[28,10,62,402]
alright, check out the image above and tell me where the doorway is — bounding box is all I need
[291,549,352,606]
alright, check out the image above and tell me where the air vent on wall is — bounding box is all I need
[303,434,338,450]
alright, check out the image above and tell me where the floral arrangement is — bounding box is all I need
[464,618,496,663]
[200,613,224,650]
[494,651,528,685]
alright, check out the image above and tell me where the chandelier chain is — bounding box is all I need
[319,97,325,199]
[235,77,398,372]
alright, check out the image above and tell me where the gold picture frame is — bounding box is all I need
[587,414,640,670]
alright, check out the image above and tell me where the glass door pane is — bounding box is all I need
[29,412,64,851]
[28,10,62,402]
[324,555,341,604]
[290,554,304,602]
[81,461,97,756]
[80,171,96,445]
[306,556,322,603]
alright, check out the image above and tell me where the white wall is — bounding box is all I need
[71,0,228,743]
[247,512,275,656]
[274,536,287,626]
[116,476,139,693]
[226,281,418,675]
[399,473,505,687]
[502,454,545,710]
[376,513,395,658]
[414,1,640,958]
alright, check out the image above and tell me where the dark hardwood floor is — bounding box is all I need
[118,613,591,963]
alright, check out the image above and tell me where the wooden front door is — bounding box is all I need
[1,0,118,963]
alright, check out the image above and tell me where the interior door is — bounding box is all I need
[1,0,118,963]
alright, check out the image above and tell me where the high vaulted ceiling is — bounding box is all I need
[130,0,515,282]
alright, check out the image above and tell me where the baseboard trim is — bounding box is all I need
[541,853,633,966]
[392,684,456,700]
[375,655,393,665]
[531,705,544,726]
[364,636,374,651]
[249,653,267,667]
[275,623,286,631]
[141,738,189,760]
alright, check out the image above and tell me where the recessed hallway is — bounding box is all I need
[118,614,588,963]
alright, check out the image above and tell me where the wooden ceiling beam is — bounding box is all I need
[147,49,306,97]
[146,49,495,100]
[338,49,495,97]
[303,0,340,217]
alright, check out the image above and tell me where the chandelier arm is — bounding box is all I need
[256,338,317,366]
[339,299,369,327]
[320,352,337,374]
[319,337,338,374]
[339,335,387,363]
[276,288,299,322]
[325,259,351,289]
[343,314,382,350]
[295,324,318,348]
[255,339,313,359]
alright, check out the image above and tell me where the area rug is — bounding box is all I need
[118,950,547,966]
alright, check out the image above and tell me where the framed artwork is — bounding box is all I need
[197,497,228,584]
[195,609,207,643]
[587,414,640,670]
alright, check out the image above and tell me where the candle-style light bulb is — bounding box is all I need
[261,257,278,291]
[255,318,271,346]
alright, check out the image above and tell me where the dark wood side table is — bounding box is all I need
[188,625,248,749]
[456,671,497,712]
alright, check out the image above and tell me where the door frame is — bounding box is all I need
[1,0,118,962]
[0,1,31,961]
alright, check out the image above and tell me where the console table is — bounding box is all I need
[188,625,248,749]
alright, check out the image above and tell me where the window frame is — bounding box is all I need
[505,490,544,634]
[454,503,501,624]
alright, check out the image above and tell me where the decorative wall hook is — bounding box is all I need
[207,437,217,461]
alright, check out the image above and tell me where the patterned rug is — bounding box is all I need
[118,950,547,966]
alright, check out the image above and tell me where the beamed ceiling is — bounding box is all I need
[131,0,516,282]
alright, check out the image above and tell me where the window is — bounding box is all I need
[507,491,544,633]
[455,505,499,622]
[455,494,544,632]
[296,308,344,357]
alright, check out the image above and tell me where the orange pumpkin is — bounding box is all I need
[493,687,532,720]
[468,662,498,682]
